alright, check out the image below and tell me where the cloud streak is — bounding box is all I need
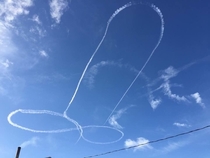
[173,122,191,128]
[161,141,188,153]
[124,137,153,151]
[162,81,187,101]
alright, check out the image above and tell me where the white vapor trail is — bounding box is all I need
[63,2,133,116]
[81,125,124,145]
[8,1,165,145]
[104,2,165,124]
[7,109,82,133]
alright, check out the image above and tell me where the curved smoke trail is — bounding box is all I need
[63,2,133,116]
[104,2,164,124]
[8,1,164,145]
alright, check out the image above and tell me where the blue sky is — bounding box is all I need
[0,0,210,157]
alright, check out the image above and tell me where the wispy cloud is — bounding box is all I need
[39,50,48,58]
[108,105,133,129]
[0,21,17,55]
[0,0,33,22]
[29,26,46,37]
[161,81,187,102]
[160,66,178,81]
[149,98,162,109]
[160,66,188,102]
[124,137,152,151]
[20,137,40,148]
[161,141,188,153]
[32,15,41,24]
[49,0,68,23]
[145,63,208,109]
[173,122,191,128]
[190,92,205,108]
[0,59,13,69]
[84,60,122,88]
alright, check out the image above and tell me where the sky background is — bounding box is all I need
[0,0,210,158]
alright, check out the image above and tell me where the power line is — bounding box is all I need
[84,124,210,158]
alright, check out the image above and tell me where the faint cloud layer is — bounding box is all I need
[49,0,68,23]
[124,137,152,151]
[173,122,191,127]
[161,141,188,153]
[0,21,17,55]
[20,137,40,148]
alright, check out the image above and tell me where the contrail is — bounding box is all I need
[63,2,133,116]
[7,1,165,145]
[7,109,82,133]
[7,109,123,144]
[81,125,124,145]
[104,2,165,124]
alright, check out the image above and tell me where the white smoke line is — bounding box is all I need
[104,2,165,124]
[81,125,124,145]
[63,2,133,116]
[7,1,165,145]
[7,109,82,133]
[7,109,124,144]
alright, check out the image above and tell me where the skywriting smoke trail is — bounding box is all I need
[104,2,164,124]
[7,1,164,145]
[63,2,133,116]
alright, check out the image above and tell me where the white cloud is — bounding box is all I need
[162,81,187,102]
[191,92,205,108]
[149,98,161,109]
[49,0,68,23]
[32,14,41,24]
[20,137,40,148]
[108,106,133,129]
[124,137,152,151]
[173,122,191,128]
[161,66,178,81]
[39,50,48,58]
[148,89,162,110]
[0,59,13,68]
[0,0,33,22]
[159,67,187,102]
